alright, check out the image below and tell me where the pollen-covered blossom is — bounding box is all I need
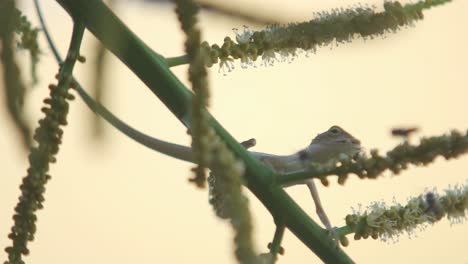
[261,49,277,66]
[204,0,444,73]
[239,53,255,68]
[346,184,468,243]
[233,26,253,44]
[443,183,468,224]
[218,57,235,75]
[278,47,298,63]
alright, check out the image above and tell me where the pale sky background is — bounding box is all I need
[1,0,467,263]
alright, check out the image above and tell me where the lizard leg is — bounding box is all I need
[240,138,256,149]
[305,179,340,247]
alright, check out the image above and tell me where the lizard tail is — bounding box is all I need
[73,83,195,163]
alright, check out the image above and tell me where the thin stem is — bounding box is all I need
[269,225,285,259]
[165,54,189,67]
[336,226,353,238]
[34,0,62,62]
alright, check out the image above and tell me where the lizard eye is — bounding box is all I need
[329,127,340,134]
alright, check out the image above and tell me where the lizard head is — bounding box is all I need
[312,126,360,146]
[306,126,362,163]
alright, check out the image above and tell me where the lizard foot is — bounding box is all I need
[324,226,341,249]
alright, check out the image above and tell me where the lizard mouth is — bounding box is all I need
[337,139,361,145]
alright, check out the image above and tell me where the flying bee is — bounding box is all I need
[391,127,419,138]
[424,192,444,220]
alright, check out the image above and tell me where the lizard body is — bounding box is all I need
[73,84,361,244]
[74,81,361,171]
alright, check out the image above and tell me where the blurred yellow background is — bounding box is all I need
[1,0,467,263]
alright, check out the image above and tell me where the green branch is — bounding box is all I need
[279,130,468,186]
[54,0,354,262]
[4,22,84,264]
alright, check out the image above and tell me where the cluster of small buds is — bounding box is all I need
[208,137,254,219]
[207,173,227,218]
[0,3,36,149]
[207,128,247,219]
[200,127,258,262]
[189,109,213,188]
[197,0,446,73]
[301,129,468,185]
[345,184,468,242]
[11,7,41,83]
[208,169,248,219]
[5,76,76,263]
[174,0,212,188]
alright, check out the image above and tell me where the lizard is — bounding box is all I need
[72,83,362,244]
[250,125,361,243]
